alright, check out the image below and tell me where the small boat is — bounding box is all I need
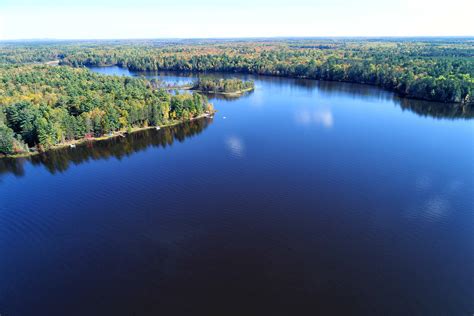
[69,144,76,148]
[156,126,161,130]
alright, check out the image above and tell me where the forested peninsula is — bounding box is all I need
[0,65,213,156]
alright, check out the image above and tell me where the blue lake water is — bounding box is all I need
[1,66,473,315]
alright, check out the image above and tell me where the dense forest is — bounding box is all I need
[0,65,212,155]
[0,39,472,104]
[22,39,472,104]
[192,78,254,94]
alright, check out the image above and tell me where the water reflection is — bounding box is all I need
[423,196,451,221]
[295,109,334,128]
[397,98,474,119]
[405,174,466,223]
[295,79,474,119]
[0,117,213,178]
[225,135,245,158]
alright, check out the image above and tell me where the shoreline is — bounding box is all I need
[2,112,215,159]
[191,87,255,96]
[161,85,254,96]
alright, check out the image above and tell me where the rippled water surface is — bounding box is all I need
[1,67,473,315]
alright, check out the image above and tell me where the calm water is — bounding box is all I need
[1,66,473,315]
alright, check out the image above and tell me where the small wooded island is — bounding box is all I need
[191,78,255,95]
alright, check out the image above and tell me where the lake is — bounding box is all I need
[1,66,473,315]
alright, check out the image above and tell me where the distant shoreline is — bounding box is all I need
[159,84,255,96]
[74,63,471,105]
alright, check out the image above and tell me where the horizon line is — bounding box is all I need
[1,35,473,42]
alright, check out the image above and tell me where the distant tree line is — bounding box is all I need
[0,65,212,155]
[44,39,474,104]
[0,40,472,104]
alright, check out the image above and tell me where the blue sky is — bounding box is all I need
[0,0,472,39]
